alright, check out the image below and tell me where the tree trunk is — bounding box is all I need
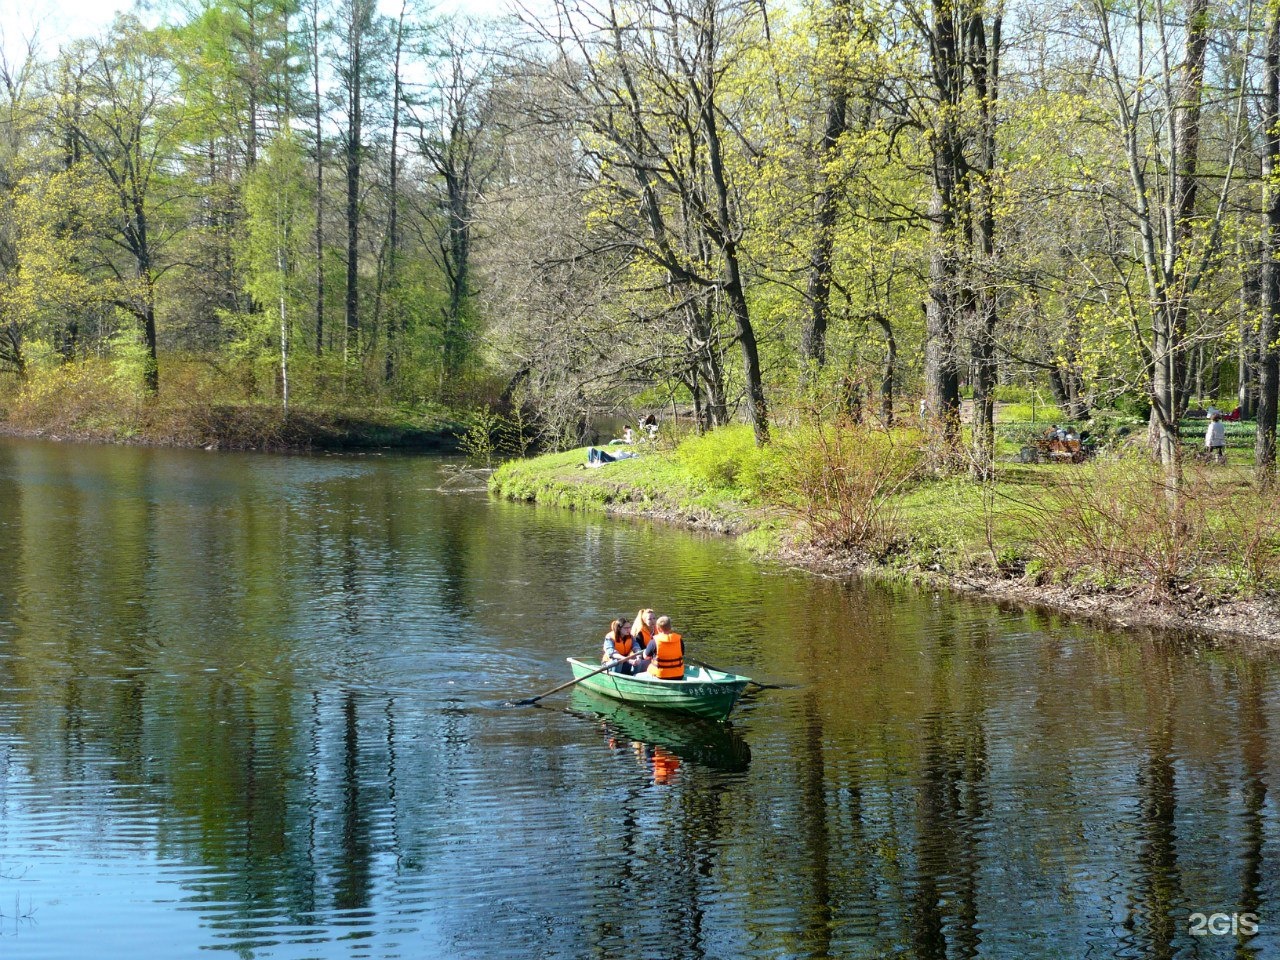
[688,365,705,434]
[925,203,961,441]
[137,218,159,394]
[924,0,962,447]
[700,55,768,444]
[683,298,728,427]
[1258,3,1280,482]
[872,311,896,425]
[312,0,325,355]
[383,0,407,384]
[343,2,365,368]
[1149,308,1180,469]
[279,236,290,412]
[967,8,1001,480]
[1170,0,1209,420]
[1240,268,1258,419]
[442,175,470,379]
[800,0,849,384]
[1206,346,1220,401]
[141,299,159,394]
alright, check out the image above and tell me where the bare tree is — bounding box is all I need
[532,0,772,443]
[333,0,383,368]
[410,20,499,382]
[1086,0,1247,481]
[1258,2,1279,481]
[72,21,191,394]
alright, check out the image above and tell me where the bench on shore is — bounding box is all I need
[1019,436,1088,464]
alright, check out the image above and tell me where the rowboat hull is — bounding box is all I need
[567,657,749,721]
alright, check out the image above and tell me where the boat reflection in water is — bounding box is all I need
[568,687,752,778]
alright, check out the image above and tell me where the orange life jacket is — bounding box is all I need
[636,624,654,649]
[651,746,679,784]
[647,632,684,679]
[609,633,635,657]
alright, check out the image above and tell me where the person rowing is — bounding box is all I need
[601,618,642,674]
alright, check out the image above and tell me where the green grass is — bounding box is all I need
[492,423,1280,600]
[491,443,758,525]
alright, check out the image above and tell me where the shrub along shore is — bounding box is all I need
[490,422,1280,649]
[0,359,463,452]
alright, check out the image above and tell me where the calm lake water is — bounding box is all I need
[0,437,1277,959]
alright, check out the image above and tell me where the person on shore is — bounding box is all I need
[647,615,685,680]
[622,426,634,444]
[587,447,637,466]
[1206,413,1227,464]
[602,618,641,673]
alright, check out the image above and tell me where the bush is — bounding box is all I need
[766,420,923,553]
[5,359,143,437]
[675,424,772,496]
[1020,458,1280,598]
[1025,458,1205,596]
[459,406,535,466]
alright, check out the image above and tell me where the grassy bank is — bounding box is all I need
[491,422,1280,645]
[0,358,464,451]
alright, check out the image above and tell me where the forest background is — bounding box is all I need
[5,0,1280,617]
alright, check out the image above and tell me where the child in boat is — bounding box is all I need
[601,618,642,674]
[630,608,657,673]
[632,609,656,650]
[646,615,685,680]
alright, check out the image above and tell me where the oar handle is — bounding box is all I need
[686,656,781,690]
[514,651,644,706]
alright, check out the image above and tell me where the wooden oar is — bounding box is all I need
[686,656,787,690]
[512,652,643,707]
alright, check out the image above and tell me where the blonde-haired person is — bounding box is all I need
[632,609,657,673]
[633,609,656,649]
[647,615,685,680]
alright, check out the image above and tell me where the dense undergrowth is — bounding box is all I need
[491,419,1280,605]
[0,356,464,450]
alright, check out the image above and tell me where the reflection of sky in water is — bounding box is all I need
[0,436,1277,959]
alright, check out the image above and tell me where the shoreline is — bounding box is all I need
[779,542,1280,650]
[0,408,463,454]
[491,450,1280,651]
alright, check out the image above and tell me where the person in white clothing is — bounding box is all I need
[1205,413,1227,463]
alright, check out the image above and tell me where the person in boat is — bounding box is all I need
[601,618,642,674]
[646,615,685,681]
[633,609,656,651]
[630,608,657,673]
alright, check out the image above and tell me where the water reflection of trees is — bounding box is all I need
[0,441,1278,958]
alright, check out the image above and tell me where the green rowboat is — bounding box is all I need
[567,657,750,721]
